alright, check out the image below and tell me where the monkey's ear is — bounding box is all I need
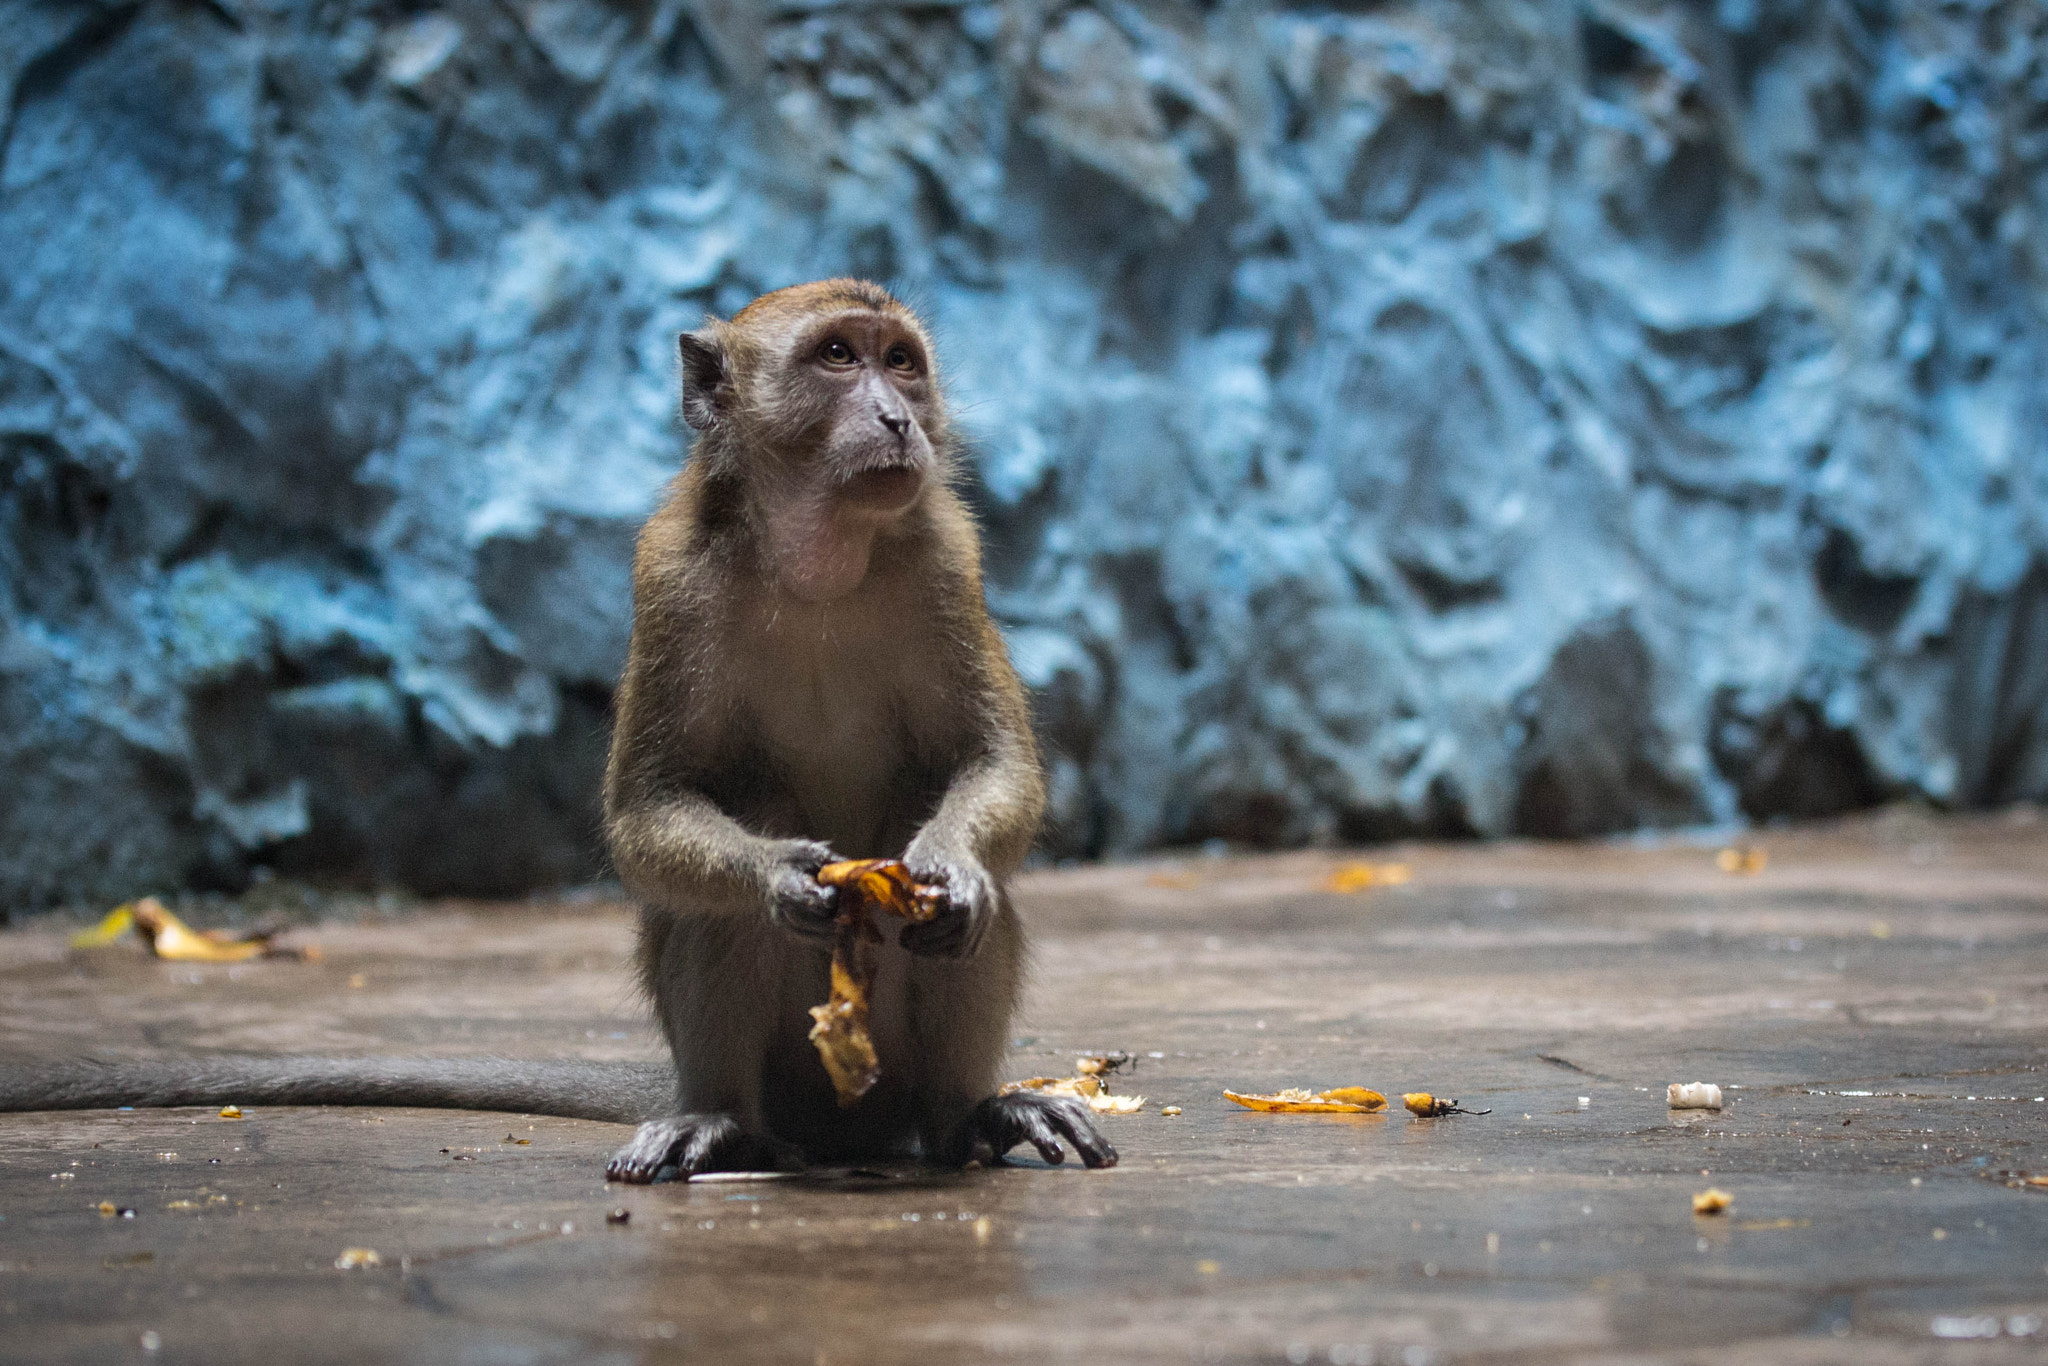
[677,330,731,432]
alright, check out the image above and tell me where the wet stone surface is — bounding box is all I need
[1,809,2045,1364]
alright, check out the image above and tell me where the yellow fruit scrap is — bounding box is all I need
[1403,1092,1491,1117]
[333,1248,381,1270]
[1223,1086,1387,1113]
[1692,1188,1733,1215]
[999,1072,1145,1115]
[1715,847,1767,875]
[807,954,882,1107]
[69,906,136,948]
[815,859,943,924]
[1324,862,1412,894]
[218,1106,243,1119]
[807,860,946,1106]
[73,896,287,962]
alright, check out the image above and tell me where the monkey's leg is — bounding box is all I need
[609,916,801,1184]
[943,1092,1118,1170]
[606,1113,800,1184]
[907,910,1113,1169]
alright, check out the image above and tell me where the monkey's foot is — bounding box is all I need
[945,1092,1118,1170]
[605,1114,800,1184]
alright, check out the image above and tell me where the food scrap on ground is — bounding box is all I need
[1715,846,1767,875]
[218,1106,242,1119]
[69,896,309,962]
[1000,1071,1145,1115]
[1224,1087,1387,1113]
[1668,1082,1724,1110]
[807,860,945,1106]
[333,1248,381,1270]
[1324,862,1412,894]
[1402,1092,1492,1117]
[1692,1188,1733,1215]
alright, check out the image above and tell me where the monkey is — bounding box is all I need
[600,278,1113,1180]
[0,280,1116,1182]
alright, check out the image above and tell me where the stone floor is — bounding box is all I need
[1,807,2045,1365]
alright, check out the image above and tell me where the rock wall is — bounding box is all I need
[3,0,2044,909]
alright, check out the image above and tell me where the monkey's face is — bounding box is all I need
[778,309,939,516]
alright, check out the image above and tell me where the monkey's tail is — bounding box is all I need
[0,1057,674,1126]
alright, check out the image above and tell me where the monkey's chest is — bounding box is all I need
[747,667,916,854]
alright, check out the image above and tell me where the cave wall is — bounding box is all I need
[3,0,2044,908]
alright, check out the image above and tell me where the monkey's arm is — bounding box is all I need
[904,733,1045,879]
[900,640,1047,956]
[608,788,839,937]
[605,637,838,936]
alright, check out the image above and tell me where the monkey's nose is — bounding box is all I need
[878,410,910,436]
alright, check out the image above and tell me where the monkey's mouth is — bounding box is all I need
[841,463,924,510]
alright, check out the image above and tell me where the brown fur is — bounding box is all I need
[601,280,1112,1178]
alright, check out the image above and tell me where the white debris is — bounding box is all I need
[1668,1082,1723,1110]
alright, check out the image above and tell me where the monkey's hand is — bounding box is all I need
[897,853,997,958]
[765,840,841,944]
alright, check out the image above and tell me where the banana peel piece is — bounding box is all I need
[1324,862,1412,893]
[806,860,944,1107]
[1000,1073,1146,1115]
[73,897,284,962]
[1224,1086,1387,1113]
[1403,1092,1491,1117]
[69,906,136,949]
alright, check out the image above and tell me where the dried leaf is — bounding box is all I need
[69,906,135,949]
[1224,1086,1387,1113]
[1324,862,1412,894]
[807,860,945,1107]
[1692,1188,1733,1215]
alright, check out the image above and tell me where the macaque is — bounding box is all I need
[0,281,1114,1182]
[601,279,1113,1180]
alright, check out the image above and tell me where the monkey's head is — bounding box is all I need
[678,279,949,525]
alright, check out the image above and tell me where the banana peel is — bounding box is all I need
[806,860,944,1107]
[1224,1086,1387,1113]
[70,897,296,963]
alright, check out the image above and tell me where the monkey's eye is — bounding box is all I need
[884,344,919,374]
[819,338,855,366]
